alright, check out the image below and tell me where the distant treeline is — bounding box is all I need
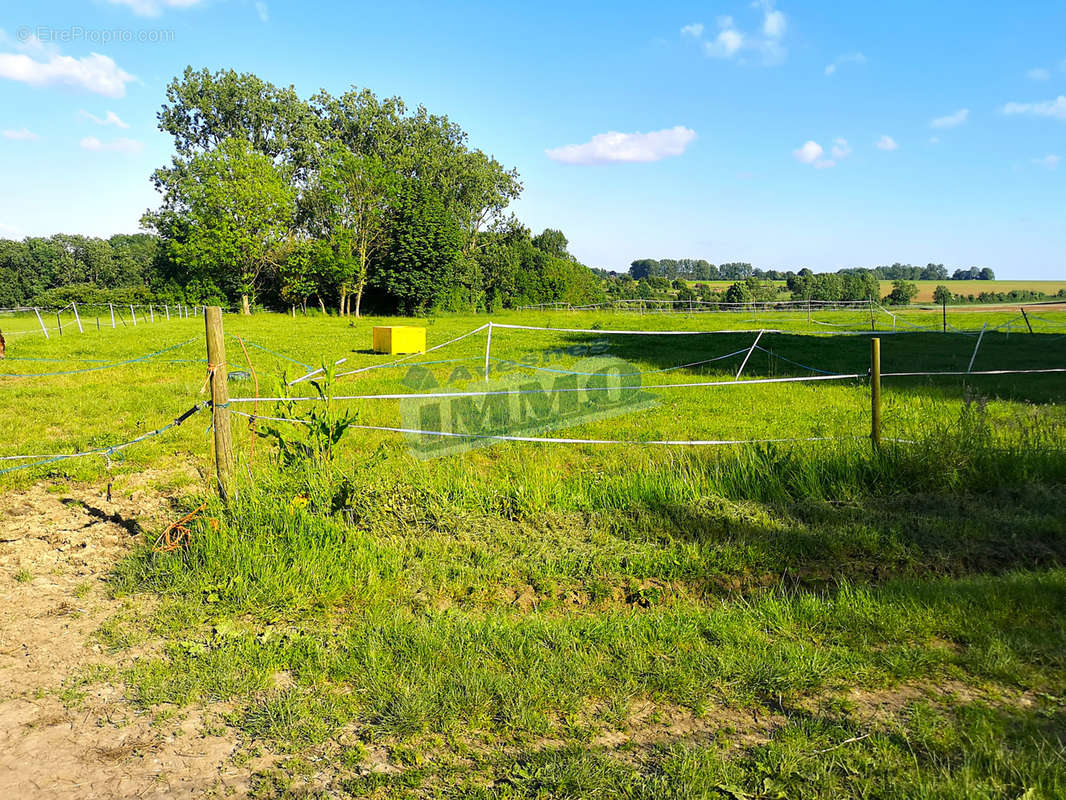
[625,260,995,282]
[0,226,602,312]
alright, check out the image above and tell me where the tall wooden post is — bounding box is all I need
[870,337,881,449]
[205,307,234,499]
[56,311,63,335]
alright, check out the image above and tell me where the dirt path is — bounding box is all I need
[0,476,253,799]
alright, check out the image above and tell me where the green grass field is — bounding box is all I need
[4,306,1066,797]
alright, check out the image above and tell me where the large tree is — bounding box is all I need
[310,146,396,317]
[376,182,463,314]
[167,138,295,314]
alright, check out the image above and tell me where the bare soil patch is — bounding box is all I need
[0,474,260,799]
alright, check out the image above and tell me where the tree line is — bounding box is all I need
[626,260,996,283]
[0,68,604,314]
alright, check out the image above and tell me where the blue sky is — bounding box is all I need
[0,0,1063,277]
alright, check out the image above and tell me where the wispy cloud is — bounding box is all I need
[682,3,788,66]
[255,1,270,22]
[1002,96,1066,120]
[0,35,135,98]
[1033,154,1060,169]
[80,136,144,154]
[2,127,38,140]
[78,109,130,128]
[830,137,852,160]
[546,126,697,165]
[930,108,969,129]
[824,52,866,76]
[104,0,206,17]
[875,135,899,151]
[1026,67,1051,81]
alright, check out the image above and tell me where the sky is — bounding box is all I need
[0,1,1064,278]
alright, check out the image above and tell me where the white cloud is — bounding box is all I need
[104,0,205,17]
[824,52,866,76]
[1002,96,1066,120]
[2,127,38,140]
[830,137,851,159]
[930,108,969,129]
[255,1,270,22]
[793,140,823,164]
[705,28,745,57]
[1026,68,1051,81]
[929,136,941,144]
[78,109,130,128]
[763,10,786,38]
[0,222,22,239]
[80,136,144,154]
[793,140,835,168]
[546,126,697,165]
[1033,154,1060,169]
[875,135,899,151]
[0,47,135,97]
[680,22,704,38]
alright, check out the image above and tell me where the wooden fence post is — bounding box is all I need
[870,337,881,448]
[56,311,63,335]
[205,307,234,499]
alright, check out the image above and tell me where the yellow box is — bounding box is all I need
[373,326,426,355]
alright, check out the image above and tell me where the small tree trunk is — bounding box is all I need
[355,283,364,318]
[339,287,348,317]
[317,294,326,315]
[241,294,251,315]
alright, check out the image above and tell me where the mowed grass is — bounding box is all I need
[5,307,1066,797]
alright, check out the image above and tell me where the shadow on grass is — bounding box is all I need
[544,330,1066,404]
[613,483,1066,595]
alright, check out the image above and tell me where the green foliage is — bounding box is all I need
[168,137,295,310]
[132,67,600,315]
[310,147,397,316]
[933,284,952,306]
[375,181,463,313]
[256,364,354,468]
[885,279,920,306]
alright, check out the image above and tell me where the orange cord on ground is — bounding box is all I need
[153,503,208,552]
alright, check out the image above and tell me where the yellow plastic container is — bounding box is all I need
[373,326,426,355]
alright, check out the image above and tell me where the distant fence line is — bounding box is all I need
[0,302,207,338]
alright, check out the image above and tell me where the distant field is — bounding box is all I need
[681,279,1066,304]
[882,280,1066,303]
